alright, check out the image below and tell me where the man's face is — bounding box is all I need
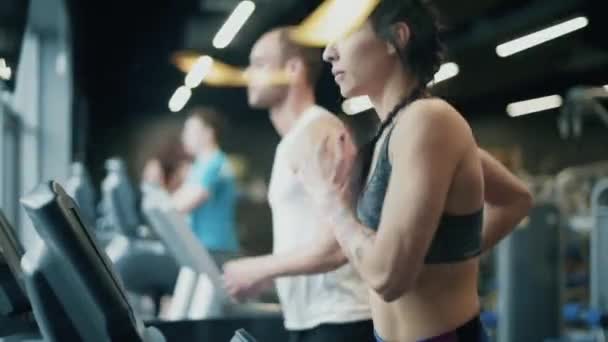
[245,31,289,109]
[181,116,209,156]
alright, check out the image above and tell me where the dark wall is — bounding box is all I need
[67,0,195,185]
[472,110,608,174]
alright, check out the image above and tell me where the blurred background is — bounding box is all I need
[1,0,608,341]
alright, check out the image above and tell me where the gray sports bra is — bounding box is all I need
[356,124,483,264]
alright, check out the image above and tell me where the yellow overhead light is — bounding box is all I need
[174,52,247,87]
[174,52,293,87]
[289,0,380,47]
[185,56,214,88]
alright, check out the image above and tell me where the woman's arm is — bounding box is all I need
[478,149,533,251]
[331,100,470,302]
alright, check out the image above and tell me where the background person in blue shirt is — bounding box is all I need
[166,107,240,264]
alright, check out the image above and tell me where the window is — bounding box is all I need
[0,95,21,227]
[2,0,73,245]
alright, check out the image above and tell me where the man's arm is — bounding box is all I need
[223,225,347,300]
[142,159,209,212]
[171,185,209,214]
[258,111,354,277]
[171,156,226,213]
[223,113,353,300]
[259,225,347,277]
[479,148,533,252]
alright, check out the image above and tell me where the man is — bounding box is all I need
[223,27,375,342]
[145,107,240,265]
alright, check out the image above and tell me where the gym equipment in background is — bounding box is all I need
[64,161,97,230]
[0,210,39,339]
[141,183,281,320]
[99,158,179,318]
[496,204,562,342]
[558,86,608,140]
[98,158,142,237]
[20,181,166,342]
[20,181,288,341]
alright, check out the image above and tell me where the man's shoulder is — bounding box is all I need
[281,105,341,148]
[279,105,348,172]
[305,105,340,123]
[298,105,343,136]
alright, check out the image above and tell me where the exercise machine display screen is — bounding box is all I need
[21,181,139,330]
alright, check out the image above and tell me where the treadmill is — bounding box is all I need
[100,159,178,317]
[98,158,142,237]
[140,183,281,320]
[0,210,39,339]
[20,181,285,341]
[64,162,97,231]
[20,181,165,342]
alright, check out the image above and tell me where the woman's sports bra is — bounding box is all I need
[356,124,483,264]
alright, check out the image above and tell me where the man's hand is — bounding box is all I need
[223,257,274,302]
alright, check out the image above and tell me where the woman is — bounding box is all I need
[301,0,490,341]
[142,140,191,194]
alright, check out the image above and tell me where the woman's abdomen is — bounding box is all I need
[370,259,481,341]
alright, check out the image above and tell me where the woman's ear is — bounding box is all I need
[391,22,411,52]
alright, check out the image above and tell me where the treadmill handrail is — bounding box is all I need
[101,171,140,236]
[0,210,26,292]
[141,184,228,302]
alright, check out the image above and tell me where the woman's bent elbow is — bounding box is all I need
[372,274,413,303]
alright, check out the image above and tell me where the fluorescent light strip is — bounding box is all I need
[213,1,256,49]
[428,62,459,86]
[185,56,214,88]
[0,58,11,80]
[169,86,192,113]
[507,95,563,117]
[0,67,11,80]
[496,16,589,58]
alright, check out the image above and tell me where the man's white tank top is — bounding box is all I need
[268,105,371,331]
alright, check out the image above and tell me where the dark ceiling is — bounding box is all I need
[68,0,607,123]
[4,0,608,125]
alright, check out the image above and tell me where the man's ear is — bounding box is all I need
[284,57,307,83]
